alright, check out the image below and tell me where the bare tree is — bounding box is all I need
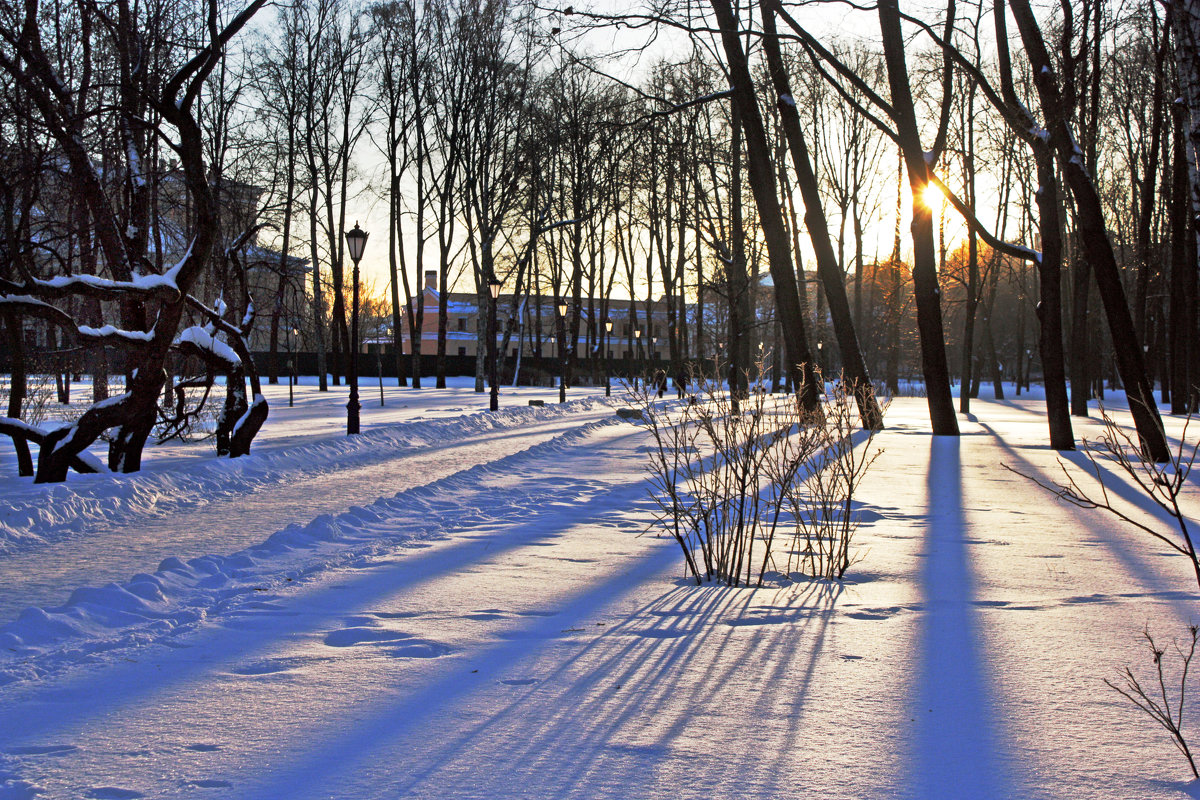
[0,0,268,481]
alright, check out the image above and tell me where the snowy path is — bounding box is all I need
[0,401,618,622]
[1,398,1200,798]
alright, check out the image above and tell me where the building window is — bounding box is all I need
[457,346,467,356]
[457,318,467,332]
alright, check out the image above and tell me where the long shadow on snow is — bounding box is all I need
[981,421,1200,620]
[0,425,652,742]
[911,435,1009,800]
[241,576,846,799]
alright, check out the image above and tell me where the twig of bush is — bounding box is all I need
[1006,404,1200,779]
[629,358,884,586]
[1105,626,1200,780]
[1004,405,1200,590]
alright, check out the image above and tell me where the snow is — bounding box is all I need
[77,325,154,343]
[176,325,241,366]
[0,383,1199,798]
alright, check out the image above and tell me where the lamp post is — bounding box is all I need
[288,324,298,408]
[379,327,389,407]
[816,340,824,378]
[634,326,642,390]
[488,277,501,411]
[558,300,568,403]
[344,222,368,435]
[604,317,613,397]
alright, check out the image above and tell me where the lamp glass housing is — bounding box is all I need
[345,222,369,263]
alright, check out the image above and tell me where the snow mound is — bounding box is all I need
[0,397,619,554]
[0,415,624,686]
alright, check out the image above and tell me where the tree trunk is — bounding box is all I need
[878,0,958,435]
[1171,103,1192,414]
[3,315,33,476]
[761,3,883,428]
[707,0,820,412]
[1011,0,1169,461]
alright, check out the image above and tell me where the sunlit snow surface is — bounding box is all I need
[1,381,1200,799]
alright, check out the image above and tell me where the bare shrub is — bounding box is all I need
[1006,406,1200,780]
[1005,405,1200,589]
[630,361,884,586]
[0,373,56,426]
[1105,626,1200,780]
[775,376,886,579]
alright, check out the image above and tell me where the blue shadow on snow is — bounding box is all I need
[912,435,1009,800]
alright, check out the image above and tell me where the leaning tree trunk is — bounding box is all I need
[707,0,820,413]
[1011,0,1169,461]
[761,3,883,429]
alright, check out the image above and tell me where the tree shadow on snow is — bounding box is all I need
[242,574,846,798]
[911,435,1009,800]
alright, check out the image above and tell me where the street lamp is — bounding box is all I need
[604,317,613,397]
[379,326,390,407]
[816,340,824,378]
[558,300,569,403]
[344,222,369,435]
[288,324,298,408]
[634,326,642,390]
[488,276,502,411]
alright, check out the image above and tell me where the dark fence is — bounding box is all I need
[252,351,715,386]
[0,348,717,387]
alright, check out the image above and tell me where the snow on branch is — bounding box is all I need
[77,325,157,348]
[0,418,107,475]
[926,172,1040,263]
[0,294,78,331]
[32,270,180,302]
[175,325,241,369]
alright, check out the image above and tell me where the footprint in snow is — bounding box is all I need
[844,606,904,621]
[500,678,538,686]
[86,789,144,800]
[324,627,413,647]
[181,779,233,790]
[324,627,451,658]
[230,656,325,676]
[5,745,79,757]
[387,641,452,659]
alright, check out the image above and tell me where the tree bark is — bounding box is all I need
[761,2,883,429]
[878,0,959,434]
[707,0,820,411]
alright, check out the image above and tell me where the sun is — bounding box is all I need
[921,182,946,213]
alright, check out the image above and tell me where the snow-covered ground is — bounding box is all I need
[1,379,1199,799]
